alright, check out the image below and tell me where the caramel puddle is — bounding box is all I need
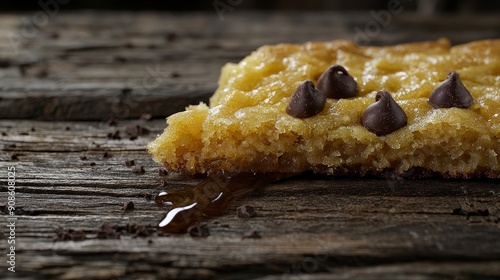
[155,171,291,233]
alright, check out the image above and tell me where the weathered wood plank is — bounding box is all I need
[1,119,499,279]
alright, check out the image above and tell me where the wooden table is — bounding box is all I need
[1,11,499,280]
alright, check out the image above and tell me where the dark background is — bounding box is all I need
[2,0,500,13]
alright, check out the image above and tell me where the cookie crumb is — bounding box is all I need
[125,159,135,167]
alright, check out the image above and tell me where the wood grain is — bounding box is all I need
[1,120,499,279]
[1,11,500,280]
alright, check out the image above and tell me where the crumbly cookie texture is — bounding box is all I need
[148,39,500,178]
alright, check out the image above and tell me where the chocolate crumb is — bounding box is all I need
[242,230,261,239]
[125,159,135,167]
[171,72,181,78]
[89,162,96,166]
[80,155,88,160]
[1,132,7,136]
[477,209,490,216]
[139,113,152,120]
[31,127,35,132]
[122,201,135,211]
[125,125,150,139]
[122,88,132,95]
[452,208,467,216]
[165,32,178,42]
[123,223,154,238]
[54,227,86,242]
[132,166,145,174]
[65,126,70,131]
[428,71,473,109]
[361,90,408,136]
[0,58,11,68]
[144,193,153,201]
[317,65,358,99]
[237,205,256,218]
[103,152,113,158]
[160,180,168,188]
[220,224,230,228]
[107,130,121,140]
[113,55,127,63]
[95,223,120,240]
[19,132,29,135]
[35,68,49,78]
[10,154,19,160]
[106,118,119,126]
[286,80,326,118]
[188,223,210,237]
[158,168,169,176]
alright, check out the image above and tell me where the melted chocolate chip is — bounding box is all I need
[428,71,473,109]
[317,65,358,99]
[286,81,326,118]
[361,90,408,136]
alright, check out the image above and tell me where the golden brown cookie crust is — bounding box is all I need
[148,39,500,178]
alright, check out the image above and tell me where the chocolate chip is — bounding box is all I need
[428,71,473,109]
[103,152,113,158]
[125,159,135,167]
[188,223,210,237]
[158,168,168,176]
[122,201,135,211]
[317,65,358,99]
[132,166,145,174]
[286,80,326,118]
[236,205,256,218]
[362,90,408,136]
[242,230,261,239]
